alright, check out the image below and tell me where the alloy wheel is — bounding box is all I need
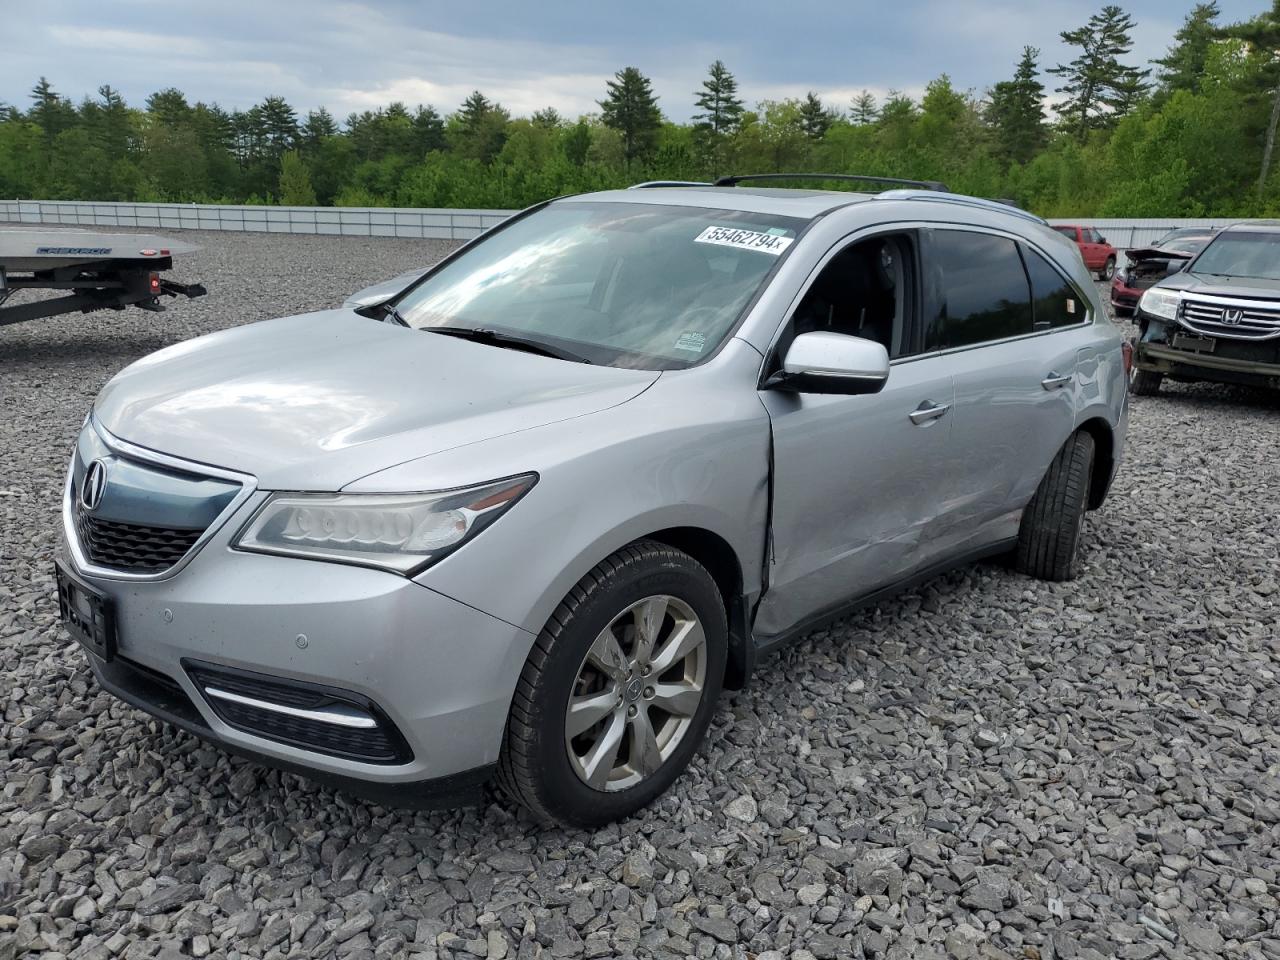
[564,595,707,792]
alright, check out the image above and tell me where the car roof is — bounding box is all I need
[1223,220,1280,233]
[559,186,1046,226]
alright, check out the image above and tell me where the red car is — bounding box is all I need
[1052,225,1117,280]
[1109,228,1217,316]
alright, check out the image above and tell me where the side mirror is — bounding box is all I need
[1098,236,1107,244]
[768,332,890,395]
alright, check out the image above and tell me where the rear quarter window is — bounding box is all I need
[1023,247,1085,329]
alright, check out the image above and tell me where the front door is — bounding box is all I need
[753,230,957,641]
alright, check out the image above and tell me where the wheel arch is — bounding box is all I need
[643,526,754,691]
[1076,415,1114,509]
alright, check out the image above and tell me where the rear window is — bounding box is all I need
[1053,226,1078,240]
[926,231,1034,349]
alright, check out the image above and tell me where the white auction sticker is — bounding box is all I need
[694,225,794,255]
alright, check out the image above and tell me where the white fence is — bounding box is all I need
[0,201,1262,264]
[0,199,514,240]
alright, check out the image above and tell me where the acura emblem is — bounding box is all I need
[1222,308,1244,325]
[80,459,108,512]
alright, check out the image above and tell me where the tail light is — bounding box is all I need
[148,273,161,296]
[1121,340,1134,378]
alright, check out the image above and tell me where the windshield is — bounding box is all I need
[1189,231,1280,280]
[394,201,806,369]
[1155,229,1212,253]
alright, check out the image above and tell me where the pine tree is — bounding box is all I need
[1225,1,1280,198]
[302,107,338,147]
[797,92,834,140]
[532,107,563,129]
[599,67,662,164]
[257,96,299,157]
[146,88,192,127]
[1155,2,1221,96]
[451,92,510,163]
[278,150,317,205]
[693,60,744,136]
[412,105,445,153]
[987,47,1047,164]
[849,91,879,125]
[29,77,74,149]
[1049,5,1150,139]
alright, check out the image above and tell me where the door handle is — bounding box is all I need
[908,400,951,425]
[1041,372,1073,390]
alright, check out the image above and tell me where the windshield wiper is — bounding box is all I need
[421,326,592,364]
[380,302,409,326]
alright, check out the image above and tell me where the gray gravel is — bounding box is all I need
[3,229,1280,960]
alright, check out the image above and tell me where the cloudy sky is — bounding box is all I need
[1,0,1264,122]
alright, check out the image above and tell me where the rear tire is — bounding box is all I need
[1014,431,1095,582]
[1130,367,1162,396]
[498,541,726,827]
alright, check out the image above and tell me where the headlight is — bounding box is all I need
[1138,288,1181,321]
[234,474,536,574]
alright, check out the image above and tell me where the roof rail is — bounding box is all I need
[876,189,1047,225]
[713,173,950,192]
[628,180,712,189]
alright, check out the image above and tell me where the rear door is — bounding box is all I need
[919,228,1083,553]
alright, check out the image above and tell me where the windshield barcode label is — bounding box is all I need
[694,226,794,255]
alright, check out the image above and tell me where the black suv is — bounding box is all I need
[1131,222,1280,394]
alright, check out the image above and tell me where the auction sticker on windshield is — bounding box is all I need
[694,225,794,255]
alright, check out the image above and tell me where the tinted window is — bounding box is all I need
[1023,247,1084,328]
[1053,226,1078,241]
[927,231,1033,349]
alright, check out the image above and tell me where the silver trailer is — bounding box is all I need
[0,228,205,328]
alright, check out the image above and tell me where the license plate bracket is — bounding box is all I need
[1173,333,1216,353]
[54,560,116,662]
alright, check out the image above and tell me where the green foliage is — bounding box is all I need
[279,150,317,205]
[3,11,1280,218]
[599,67,662,165]
[987,48,1047,164]
[1049,5,1150,139]
[1155,3,1221,97]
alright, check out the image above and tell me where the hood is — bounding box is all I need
[342,267,429,309]
[1159,271,1280,301]
[94,310,660,490]
[1125,246,1193,263]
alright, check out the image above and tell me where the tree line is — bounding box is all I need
[4,2,1280,217]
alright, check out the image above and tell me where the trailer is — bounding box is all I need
[0,228,206,328]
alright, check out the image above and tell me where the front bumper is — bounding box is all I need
[1134,311,1280,389]
[1110,280,1141,310]
[60,438,536,802]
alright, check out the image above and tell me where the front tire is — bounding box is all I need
[1014,431,1095,582]
[1099,257,1116,281]
[498,541,727,827]
[1130,367,1163,396]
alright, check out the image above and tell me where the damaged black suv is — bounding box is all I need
[1131,222,1280,395]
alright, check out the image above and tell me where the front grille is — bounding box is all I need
[74,501,204,573]
[1180,297,1280,340]
[185,661,413,765]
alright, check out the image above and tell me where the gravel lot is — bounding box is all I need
[3,229,1280,960]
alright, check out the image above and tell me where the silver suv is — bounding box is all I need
[55,176,1129,826]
